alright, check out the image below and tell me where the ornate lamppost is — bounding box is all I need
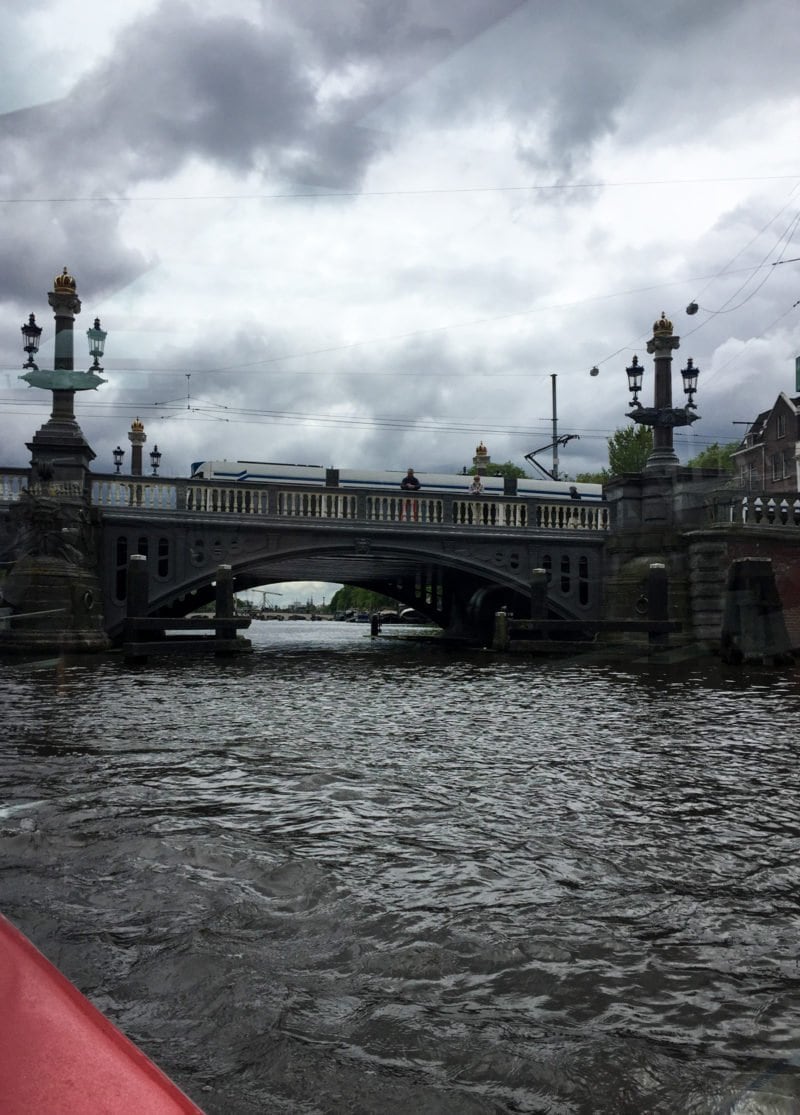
[113,446,125,473]
[149,445,162,476]
[20,267,108,490]
[625,312,700,471]
[3,268,112,654]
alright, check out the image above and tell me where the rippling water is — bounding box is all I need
[2,621,800,1114]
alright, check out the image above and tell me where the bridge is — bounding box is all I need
[0,466,610,643]
[3,272,800,660]
[4,463,800,658]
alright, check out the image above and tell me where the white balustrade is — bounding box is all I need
[536,502,609,531]
[367,495,444,524]
[84,477,611,532]
[0,473,32,501]
[185,485,268,514]
[94,479,178,510]
[739,495,800,527]
[453,499,521,527]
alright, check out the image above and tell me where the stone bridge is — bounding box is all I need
[1,468,609,643]
[4,465,800,655]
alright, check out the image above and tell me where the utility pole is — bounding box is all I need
[551,374,559,481]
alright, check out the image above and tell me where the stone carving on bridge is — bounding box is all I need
[0,484,109,654]
[6,487,92,567]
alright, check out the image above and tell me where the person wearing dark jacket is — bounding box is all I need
[400,468,421,491]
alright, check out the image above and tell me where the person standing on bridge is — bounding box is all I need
[401,468,421,491]
[400,468,420,522]
[469,475,484,495]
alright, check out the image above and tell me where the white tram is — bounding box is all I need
[189,460,604,502]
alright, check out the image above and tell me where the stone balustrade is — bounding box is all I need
[0,471,613,532]
[107,478,609,531]
[737,495,800,527]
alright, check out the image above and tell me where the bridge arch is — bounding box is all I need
[103,524,604,645]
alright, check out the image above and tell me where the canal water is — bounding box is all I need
[2,621,800,1114]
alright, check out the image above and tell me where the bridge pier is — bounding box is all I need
[720,558,793,665]
[0,488,110,656]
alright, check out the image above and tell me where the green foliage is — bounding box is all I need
[469,460,528,479]
[687,442,738,471]
[575,469,609,484]
[607,425,653,476]
[328,586,399,614]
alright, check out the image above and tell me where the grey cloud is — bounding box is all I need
[361,0,796,180]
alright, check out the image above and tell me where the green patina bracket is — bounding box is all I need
[20,367,107,391]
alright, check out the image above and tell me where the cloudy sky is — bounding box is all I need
[1,0,798,504]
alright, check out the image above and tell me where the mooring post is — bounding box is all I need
[124,553,149,661]
[530,567,548,621]
[647,562,668,647]
[492,610,509,651]
[126,554,149,620]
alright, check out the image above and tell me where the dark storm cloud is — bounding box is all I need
[0,0,530,316]
[359,0,797,180]
[2,0,789,311]
[275,0,526,86]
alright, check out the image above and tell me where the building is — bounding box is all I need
[731,391,800,491]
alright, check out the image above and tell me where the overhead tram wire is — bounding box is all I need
[0,261,772,387]
[681,205,800,340]
[0,383,735,450]
[587,188,800,375]
[682,184,800,321]
[1,173,798,206]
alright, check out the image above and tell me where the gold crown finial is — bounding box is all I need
[476,441,488,455]
[131,416,144,433]
[653,311,673,335]
[53,266,76,292]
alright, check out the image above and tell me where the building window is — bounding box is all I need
[772,453,782,481]
[784,450,793,479]
[777,414,786,438]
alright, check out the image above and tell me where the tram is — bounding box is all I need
[189,460,604,502]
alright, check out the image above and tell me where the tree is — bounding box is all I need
[328,586,398,614]
[607,425,653,476]
[469,460,528,479]
[687,442,738,471]
[575,469,609,484]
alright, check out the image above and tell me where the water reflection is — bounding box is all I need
[1,621,800,1113]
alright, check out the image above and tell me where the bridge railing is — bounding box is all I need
[92,478,178,510]
[705,490,800,528]
[82,476,611,531]
[0,468,31,502]
[737,495,800,527]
